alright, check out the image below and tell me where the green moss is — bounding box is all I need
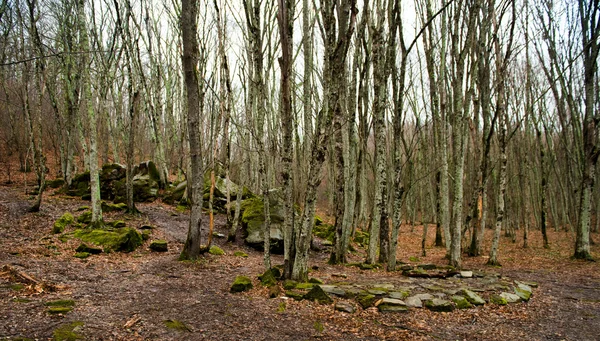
[283,280,298,290]
[176,204,188,212]
[353,230,369,246]
[295,282,314,290]
[233,251,248,257]
[209,245,225,255]
[258,268,279,287]
[11,283,24,291]
[75,243,102,254]
[285,290,304,301]
[149,240,168,252]
[106,220,126,228]
[408,256,420,262]
[74,252,90,259]
[313,223,334,242]
[73,227,142,253]
[76,206,89,212]
[76,211,92,224]
[53,321,84,341]
[303,285,333,304]
[142,231,151,241]
[357,294,377,308]
[47,306,73,314]
[164,319,191,332]
[101,202,128,212]
[230,275,253,293]
[53,213,74,234]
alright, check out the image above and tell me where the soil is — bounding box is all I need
[1,183,599,341]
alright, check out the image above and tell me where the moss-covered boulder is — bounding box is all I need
[303,285,333,305]
[208,245,225,255]
[240,197,284,253]
[73,227,142,253]
[451,295,473,309]
[357,293,377,308]
[353,230,369,247]
[424,298,454,312]
[149,240,168,252]
[73,252,90,259]
[47,178,65,189]
[490,294,508,305]
[76,211,92,224]
[285,290,304,301]
[283,280,298,290]
[163,319,191,332]
[460,289,486,305]
[101,201,127,212]
[230,275,253,293]
[313,223,334,242]
[53,213,74,234]
[258,268,280,287]
[163,181,187,205]
[53,321,84,341]
[65,172,90,198]
[514,283,533,301]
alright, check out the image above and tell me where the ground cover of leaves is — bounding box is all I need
[1,183,599,341]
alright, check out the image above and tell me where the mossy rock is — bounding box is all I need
[101,202,127,212]
[142,231,151,241]
[313,223,334,242]
[285,290,305,301]
[296,282,314,290]
[73,227,142,253]
[451,295,473,309]
[76,206,89,212]
[514,283,533,301]
[353,230,369,246]
[75,243,102,254]
[53,213,74,234]
[77,211,92,224]
[45,299,75,307]
[53,321,84,341]
[230,275,253,293]
[149,240,168,252]
[164,319,191,332]
[424,298,454,312]
[308,277,324,284]
[240,197,284,253]
[490,294,508,305]
[376,298,408,312]
[73,252,90,259]
[283,280,298,290]
[106,220,126,228]
[258,268,280,287]
[303,285,333,304]
[459,289,486,305]
[208,245,225,255]
[233,251,248,257]
[357,294,377,308]
[48,306,73,314]
[47,178,65,189]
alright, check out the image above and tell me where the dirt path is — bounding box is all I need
[1,185,599,340]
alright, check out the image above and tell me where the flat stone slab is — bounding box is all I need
[335,301,356,313]
[320,285,346,297]
[460,271,473,278]
[460,289,486,305]
[424,298,454,312]
[514,283,533,301]
[414,293,434,301]
[501,292,522,303]
[377,298,408,312]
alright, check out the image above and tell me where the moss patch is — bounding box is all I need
[75,243,102,254]
[101,202,127,212]
[208,245,225,255]
[73,227,142,253]
[45,299,75,307]
[73,252,90,259]
[53,321,84,341]
[233,251,248,257]
[258,268,280,287]
[48,306,73,314]
[11,283,24,291]
[164,319,191,332]
[149,240,168,252]
[53,213,74,234]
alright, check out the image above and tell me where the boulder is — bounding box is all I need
[424,298,454,312]
[75,243,102,254]
[240,197,284,253]
[404,296,423,308]
[53,213,74,234]
[73,227,143,253]
[357,294,377,308]
[451,295,473,309]
[163,181,187,205]
[335,301,356,313]
[77,211,92,224]
[258,268,280,287]
[514,283,533,301]
[490,294,508,305]
[66,171,90,198]
[149,240,168,252]
[376,298,408,312]
[230,276,253,293]
[47,178,65,189]
[208,245,225,255]
[303,285,333,304]
[460,289,486,305]
[500,292,522,303]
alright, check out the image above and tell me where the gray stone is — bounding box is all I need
[460,289,486,305]
[513,283,533,301]
[320,285,346,297]
[404,296,423,308]
[414,293,434,301]
[460,271,473,278]
[389,291,409,300]
[372,283,395,290]
[424,298,454,312]
[377,298,408,312]
[367,289,387,296]
[500,292,522,303]
[335,301,356,313]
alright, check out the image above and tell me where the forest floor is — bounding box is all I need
[1,181,600,341]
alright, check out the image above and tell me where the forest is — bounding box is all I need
[0,0,599,340]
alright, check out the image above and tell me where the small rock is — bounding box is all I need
[367,289,387,296]
[258,268,279,287]
[424,298,454,312]
[460,289,486,305]
[331,273,348,278]
[230,275,253,293]
[308,277,324,284]
[357,294,377,308]
[283,280,298,290]
[285,290,304,301]
[417,264,437,270]
[460,271,473,278]
[335,301,356,313]
[303,285,333,304]
[372,283,395,290]
[451,295,473,309]
[389,291,409,300]
[209,245,225,255]
[73,252,90,259]
[490,294,508,305]
[404,296,423,308]
[513,283,533,301]
[320,285,346,297]
[149,240,168,252]
[233,251,248,257]
[377,298,408,312]
[500,292,521,303]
